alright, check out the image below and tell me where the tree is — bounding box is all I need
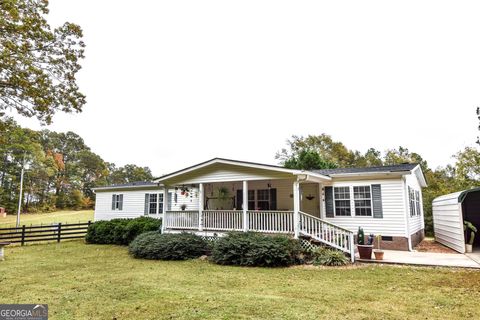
[476,107,479,145]
[276,134,358,168]
[453,147,480,183]
[108,164,154,185]
[0,0,86,124]
[283,149,337,170]
[383,146,428,170]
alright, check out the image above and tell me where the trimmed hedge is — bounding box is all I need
[85,217,162,245]
[129,232,208,260]
[211,232,302,267]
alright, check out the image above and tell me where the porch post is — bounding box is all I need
[293,180,300,238]
[162,186,168,233]
[243,180,248,232]
[198,183,204,231]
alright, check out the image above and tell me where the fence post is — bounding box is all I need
[57,223,62,243]
[21,225,26,246]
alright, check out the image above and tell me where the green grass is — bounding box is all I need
[1,241,479,319]
[0,210,94,228]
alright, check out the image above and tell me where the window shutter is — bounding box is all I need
[118,194,123,211]
[236,190,243,210]
[325,187,334,217]
[112,194,116,210]
[144,193,150,215]
[372,184,383,218]
[269,188,277,210]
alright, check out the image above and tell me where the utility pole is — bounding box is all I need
[16,158,25,228]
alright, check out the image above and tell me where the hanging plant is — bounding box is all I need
[217,186,230,201]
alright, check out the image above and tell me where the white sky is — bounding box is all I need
[14,0,480,176]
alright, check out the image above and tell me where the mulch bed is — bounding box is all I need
[414,239,457,254]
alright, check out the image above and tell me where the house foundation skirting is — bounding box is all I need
[410,229,425,248]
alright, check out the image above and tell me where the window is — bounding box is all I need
[334,187,351,216]
[248,190,255,210]
[145,193,164,215]
[112,194,123,211]
[158,193,164,213]
[148,194,158,214]
[353,186,372,216]
[415,190,421,216]
[409,187,416,216]
[257,189,270,210]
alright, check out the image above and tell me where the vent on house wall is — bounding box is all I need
[381,236,393,241]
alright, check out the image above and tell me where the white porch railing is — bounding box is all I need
[248,211,294,234]
[164,210,199,230]
[203,210,243,231]
[299,211,355,261]
[163,210,355,262]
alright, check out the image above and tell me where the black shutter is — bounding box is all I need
[269,188,277,210]
[372,184,383,218]
[144,193,149,215]
[236,190,243,210]
[118,194,123,211]
[325,187,334,217]
[112,194,116,210]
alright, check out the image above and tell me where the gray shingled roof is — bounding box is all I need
[94,181,158,190]
[312,163,418,176]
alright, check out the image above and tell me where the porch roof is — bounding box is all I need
[154,158,331,185]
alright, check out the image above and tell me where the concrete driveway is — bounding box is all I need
[357,250,480,268]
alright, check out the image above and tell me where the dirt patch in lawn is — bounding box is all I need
[415,239,457,253]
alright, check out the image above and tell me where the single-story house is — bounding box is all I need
[94,158,427,259]
[432,188,480,253]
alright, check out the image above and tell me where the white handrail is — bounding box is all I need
[248,211,294,234]
[203,210,243,231]
[164,211,199,230]
[299,211,355,261]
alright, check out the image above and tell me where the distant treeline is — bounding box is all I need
[0,118,153,213]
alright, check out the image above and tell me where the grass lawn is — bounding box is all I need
[1,241,479,319]
[0,210,94,228]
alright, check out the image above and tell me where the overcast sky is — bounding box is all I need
[13,0,480,176]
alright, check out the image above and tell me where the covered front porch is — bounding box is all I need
[163,179,320,235]
[155,158,355,260]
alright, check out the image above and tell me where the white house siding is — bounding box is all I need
[405,173,424,235]
[94,187,199,221]
[323,178,407,237]
[432,192,465,253]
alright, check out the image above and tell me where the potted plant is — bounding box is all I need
[373,234,384,260]
[464,220,477,253]
[357,227,374,259]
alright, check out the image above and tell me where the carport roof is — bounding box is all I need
[433,187,480,203]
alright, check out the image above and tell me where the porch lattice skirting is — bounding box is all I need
[164,210,355,261]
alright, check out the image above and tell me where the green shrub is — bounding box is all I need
[312,247,349,266]
[85,217,161,245]
[129,232,208,260]
[211,232,302,267]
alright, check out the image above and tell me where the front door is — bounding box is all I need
[301,183,320,217]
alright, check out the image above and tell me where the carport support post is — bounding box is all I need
[293,180,300,239]
[198,183,204,231]
[243,180,248,232]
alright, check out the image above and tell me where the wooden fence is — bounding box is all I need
[0,221,92,245]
